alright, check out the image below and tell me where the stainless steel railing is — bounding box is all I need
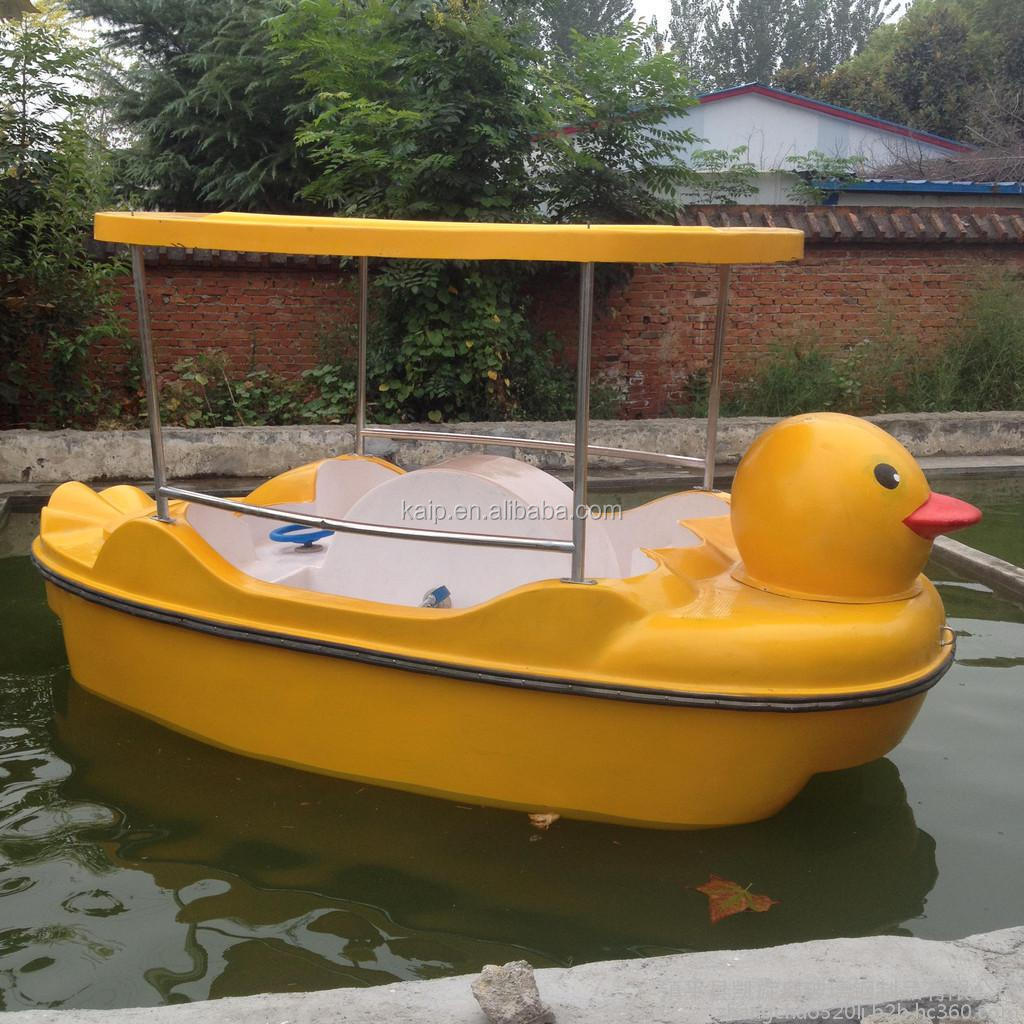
[359,428,705,468]
[161,486,574,553]
[129,244,732,579]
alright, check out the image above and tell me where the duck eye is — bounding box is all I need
[874,463,900,489]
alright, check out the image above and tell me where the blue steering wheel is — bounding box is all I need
[269,523,333,548]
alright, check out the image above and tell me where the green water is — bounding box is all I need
[950,476,1024,567]
[1,477,1022,1011]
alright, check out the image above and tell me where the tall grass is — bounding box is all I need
[917,277,1024,411]
[721,275,1024,417]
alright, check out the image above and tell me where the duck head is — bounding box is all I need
[730,413,981,602]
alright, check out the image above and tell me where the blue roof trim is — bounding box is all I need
[819,179,1024,195]
[700,82,972,151]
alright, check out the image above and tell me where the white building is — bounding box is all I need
[669,83,1024,207]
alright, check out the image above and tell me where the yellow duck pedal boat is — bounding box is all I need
[33,213,981,828]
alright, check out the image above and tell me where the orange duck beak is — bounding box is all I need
[903,492,982,541]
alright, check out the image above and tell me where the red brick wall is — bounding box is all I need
[99,263,358,380]
[536,245,1024,415]
[105,243,1024,417]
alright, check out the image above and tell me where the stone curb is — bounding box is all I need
[6,926,1023,1024]
[2,412,1023,485]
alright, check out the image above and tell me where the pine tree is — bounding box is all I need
[807,0,898,73]
[671,0,893,90]
[536,0,636,51]
[702,0,805,86]
[665,0,716,89]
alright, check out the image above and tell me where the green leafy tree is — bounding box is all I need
[782,22,899,115]
[0,7,127,427]
[805,0,897,75]
[805,0,997,141]
[965,0,1024,100]
[272,0,696,421]
[272,0,559,421]
[539,23,698,222]
[702,0,812,86]
[492,0,637,51]
[67,0,316,210]
[276,0,542,221]
[879,2,983,139]
[684,147,758,203]
[964,0,1024,152]
[1,3,89,154]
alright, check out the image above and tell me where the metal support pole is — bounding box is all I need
[131,246,172,523]
[569,263,595,584]
[354,256,369,456]
[703,265,732,491]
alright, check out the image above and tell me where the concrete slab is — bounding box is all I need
[932,536,1024,601]
[3,413,1023,485]
[6,927,1023,1024]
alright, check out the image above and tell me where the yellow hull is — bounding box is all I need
[44,581,931,828]
[34,465,952,828]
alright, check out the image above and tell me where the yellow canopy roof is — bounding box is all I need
[95,211,803,265]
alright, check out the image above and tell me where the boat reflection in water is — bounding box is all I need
[2,673,938,1009]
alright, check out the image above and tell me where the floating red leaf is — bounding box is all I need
[695,875,778,924]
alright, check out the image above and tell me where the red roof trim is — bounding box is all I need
[699,84,973,154]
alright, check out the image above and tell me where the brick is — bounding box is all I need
[57,230,1024,418]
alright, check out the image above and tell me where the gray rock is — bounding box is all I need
[471,961,555,1024]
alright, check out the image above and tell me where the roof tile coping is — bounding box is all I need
[677,205,1024,244]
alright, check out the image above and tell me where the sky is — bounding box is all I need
[634,0,671,32]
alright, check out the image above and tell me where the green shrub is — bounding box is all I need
[162,353,301,427]
[269,2,686,425]
[161,352,358,428]
[723,343,861,416]
[314,269,602,424]
[301,363,357,424]
[159,340,606,428]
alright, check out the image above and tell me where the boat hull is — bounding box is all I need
[44,578,932,829]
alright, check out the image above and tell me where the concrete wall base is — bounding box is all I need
[3,412,1023,485]
[8,927,1023,1024]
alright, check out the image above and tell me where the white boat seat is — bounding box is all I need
[187,500,323,583]
[311,454,620,608]
[189,458,399,582]
[314,457,402,518]
[600,491,729,575]
[187,454,733,608]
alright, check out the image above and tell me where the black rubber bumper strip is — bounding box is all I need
[33,555,954,713]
